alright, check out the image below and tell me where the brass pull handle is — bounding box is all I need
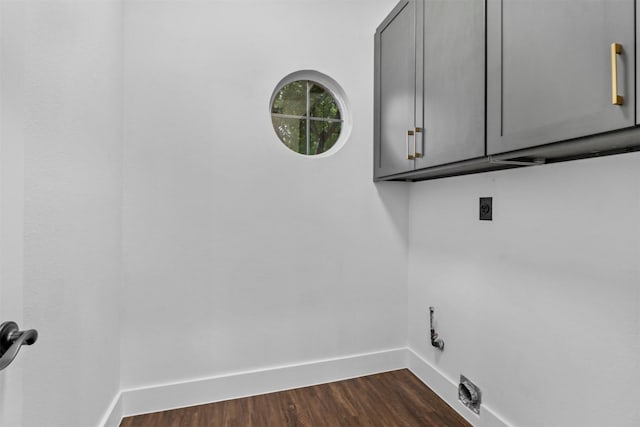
[414,127,423,158]
[611,43,623,105]
[406,130,415,160]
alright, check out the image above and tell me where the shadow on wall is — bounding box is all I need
[375,181,410,242]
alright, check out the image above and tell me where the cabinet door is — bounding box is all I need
[375,0,420,178]
[415,0,485,169]
[487,0,635,155]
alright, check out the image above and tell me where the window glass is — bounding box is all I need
[270,76,346,156]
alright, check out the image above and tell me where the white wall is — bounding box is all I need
[9,2,635,426]
[121,0,407,389]
[408,153,640,426]
[0,2,27,425]
[0,1,123,426]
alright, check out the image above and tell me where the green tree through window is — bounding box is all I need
[271,80,343,155]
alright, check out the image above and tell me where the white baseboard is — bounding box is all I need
[97,392,122,427]
[99,347,512,427]
[406,348,512,427]
[118,347,407,418]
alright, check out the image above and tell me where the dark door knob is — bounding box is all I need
[0,321,38,371]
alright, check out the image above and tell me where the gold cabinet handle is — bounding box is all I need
[406,130,415,160]
[611,43,624,105]
[414,127,423,158]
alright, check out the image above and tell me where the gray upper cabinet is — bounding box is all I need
[416,0,485,170]
[487,0,636,156]
[374,0,485,180]
[375,0,420,178]
[376,0,640,182]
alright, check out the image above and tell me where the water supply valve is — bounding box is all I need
[429,306,444,351]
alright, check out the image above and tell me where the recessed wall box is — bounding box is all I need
[459,375,481,414]
[479,197,492,220]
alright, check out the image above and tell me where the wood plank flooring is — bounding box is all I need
[119,369,471,427]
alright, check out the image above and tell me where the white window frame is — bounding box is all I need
[270,70,352,157]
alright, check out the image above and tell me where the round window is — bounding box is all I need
[270,71,350,156]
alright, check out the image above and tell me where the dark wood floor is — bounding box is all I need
[120,369,471,427]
